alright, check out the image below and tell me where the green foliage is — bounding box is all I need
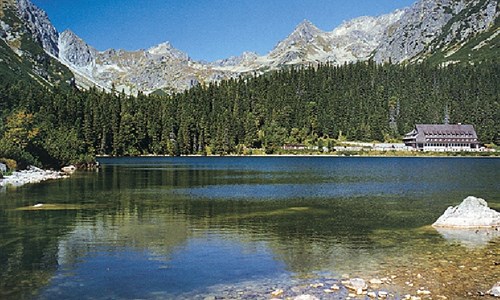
[0,157,17,175]
[0,61,498,163]
[0,110,41,168]
[36,126,86,166]
[0,139,39,169]
[0,6,73,88]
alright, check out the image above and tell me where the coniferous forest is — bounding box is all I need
[0,61,498,168]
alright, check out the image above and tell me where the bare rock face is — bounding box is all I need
[5,0,498,94]
[16,0,59,56]
[373,0,499,64]
[432,196,500,228]
[58,30,96,68]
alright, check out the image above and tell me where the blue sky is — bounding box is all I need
[32,0,416,62]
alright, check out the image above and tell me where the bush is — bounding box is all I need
[0,140,39,169]
[0,157,17,171]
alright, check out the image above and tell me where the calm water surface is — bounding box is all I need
[0,157,499,299]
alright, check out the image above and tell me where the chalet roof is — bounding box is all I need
[404,124,478,144]
[415,124,477,138]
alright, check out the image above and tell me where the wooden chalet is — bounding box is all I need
[403,124,479,151]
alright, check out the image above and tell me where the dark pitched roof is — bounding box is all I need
[415,124,477,138]
[403,124,478,144]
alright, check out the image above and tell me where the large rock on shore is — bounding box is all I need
[0,166,67,188]
[433,196,500,228]
[488,282,500,297]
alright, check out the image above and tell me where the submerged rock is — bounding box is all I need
[432,196,500,228]
[61,165,76,174]
[345,278,368,294]
[271,289,284,297]
[434,227,499,248]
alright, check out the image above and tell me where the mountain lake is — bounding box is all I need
[1,156,499,299]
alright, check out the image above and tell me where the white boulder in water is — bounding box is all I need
[433,196,500,228]
[488,282,500,297]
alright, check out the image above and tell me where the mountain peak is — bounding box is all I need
[147,41,189,61]
[58,29,96,68]
[148,41,173,54]
[297,19,315,28]
[60,29,80,40]
[294,19,321,36]
[267,19,325,62]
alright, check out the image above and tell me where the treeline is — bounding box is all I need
[0,61,498,166]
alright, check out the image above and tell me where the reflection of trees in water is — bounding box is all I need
[57,211,190,267]
[1,161,498,298]
[0,209,78,299]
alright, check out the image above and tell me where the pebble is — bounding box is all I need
[331,284,340,290]
[271,289,284,297]
[417,289,431,295]
[294,295,319,300]
[378,291,388,298]
[367,291,377,298]
[309,283,324,288]
[370,278,383,285]
[346,278,367,291]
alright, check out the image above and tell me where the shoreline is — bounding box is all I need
[0,166,69,189]
[95,153,500,159]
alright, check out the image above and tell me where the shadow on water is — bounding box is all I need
[0,157,498,299]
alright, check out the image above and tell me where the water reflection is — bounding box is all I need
[0,157,498,299]
[434,227,500,248]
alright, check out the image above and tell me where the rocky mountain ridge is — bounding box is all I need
[373,0,499,63]
[0,0,72,86]
[15,0,58,56]
[55,10,404,94]
[1,0,498,94]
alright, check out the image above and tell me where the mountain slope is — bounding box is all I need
[212,11,404,73]
[373,0,499,64]
[57,11,403,94]
[0,0,72,87]
[1,0,499,94]
[58,30,235,94]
